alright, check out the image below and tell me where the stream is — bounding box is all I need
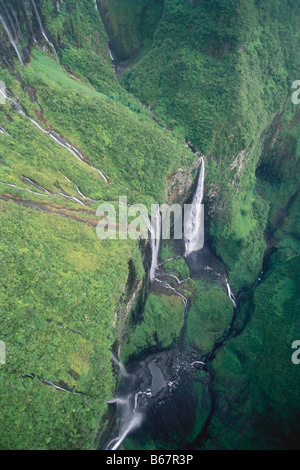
[100,144,240,450]
[98,131,290,450]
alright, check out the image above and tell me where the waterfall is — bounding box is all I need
[0,88,25,115]
[149,204,161,282]
[106,358,150,450]
[0,180,86,206]
[30,0,59,63]
[106,412,143,450]
[11,8,22,40]
[165,273,190,285]
[111,353,130,378]
[133,390,152,411]
[184,157,205,256]
[0,14,24,66]
[2,3,17,41]
[106,392,146,450]
[106,390,145,450]
[108,47,115,61]
[106,398,129,406]
[0,88,108,184]
[155,278,188,308]
[226,278,237,308]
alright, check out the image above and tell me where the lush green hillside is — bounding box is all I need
[204,194,300,449]
[0,0,299,451]
[0,200,138,449]
[121,0,300,289]
[0,0,195,450]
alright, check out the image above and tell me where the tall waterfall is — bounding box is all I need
[107,412,143,450]
[0,13,24,66]
[149,204,161,282]
[184,157,205,256]
[31,0,59,63]
[226,278,237,308]
[106,363,149,450]
[111,353,130,378]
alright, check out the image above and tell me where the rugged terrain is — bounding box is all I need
[0,0,299,450]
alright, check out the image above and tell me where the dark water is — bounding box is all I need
[148,360,166,397]
[101,241,240,450]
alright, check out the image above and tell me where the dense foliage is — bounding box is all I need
[0,0,299,451]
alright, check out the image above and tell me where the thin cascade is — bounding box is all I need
[191,360,205,367]
[108,47,115,61]
[59,172,97,202]
[21,176,51,193]
[31,0,59,63]
[226,278,237,308]
[0,181,85,206]
[148,204,162,282]
[0,181,51,198]
[0,13,24,65]
[0,88,109,184]
[108,46,117,73]
[165,273,190,285]
[158,256,181,266]
[2,2,18,40]
[184,156,205,256]
[25,373,82,395]
[133,390,152,412]
[11,8,22,40]
[155,278,188,308]
[106,373,146,450]
[111,353,130,378]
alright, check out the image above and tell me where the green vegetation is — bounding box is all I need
[0,0,299,451]
[0,200,140,449]
[23,48,193,204]
[123,0,300,154]
[185,280,233,355]
[97,0,164,60]
[0,1,194,450]
[205,198,300,449]
[121,0,300,289]
[121,293,185,362]
[42,0,142,104]
[200,109,300,450]
[163,258,190,281]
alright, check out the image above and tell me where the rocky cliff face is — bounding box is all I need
[166,156,201,205]
[97,0,164,60]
